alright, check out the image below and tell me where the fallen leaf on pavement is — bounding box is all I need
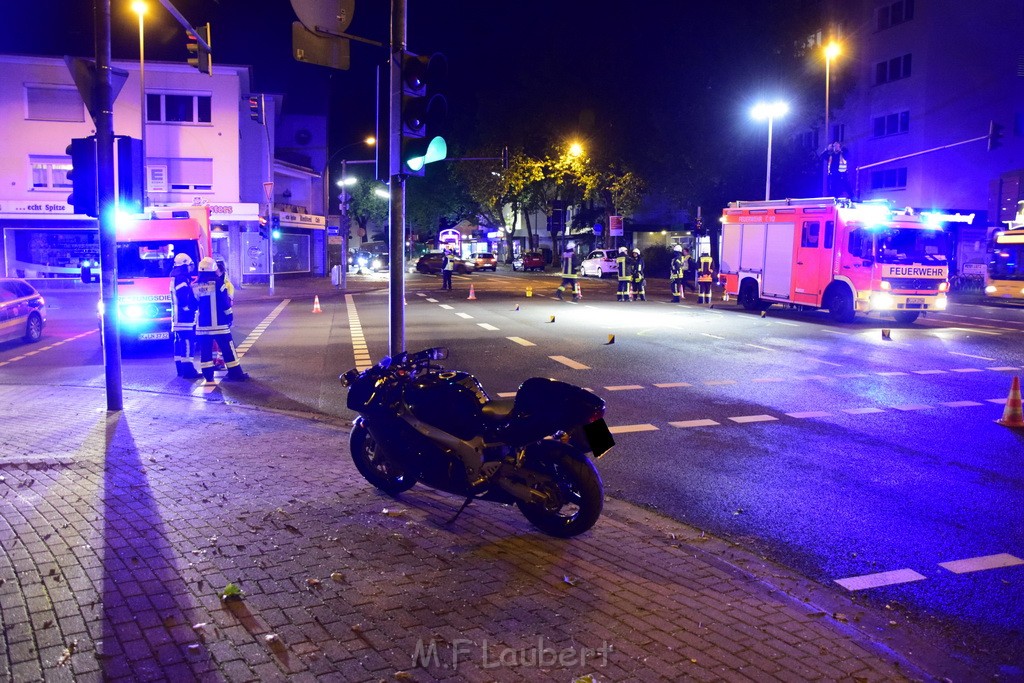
[563,575,580,586]
[330,572,345,582]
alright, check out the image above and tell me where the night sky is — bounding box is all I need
[3,0,816,201]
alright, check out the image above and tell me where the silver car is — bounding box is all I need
[0,278,46,344]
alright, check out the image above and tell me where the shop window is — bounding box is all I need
[146,92,212,124]
[148,157,214,192]
[25,85,84,122]
[30,156,73,190]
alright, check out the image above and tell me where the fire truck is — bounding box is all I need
[985,202,1024,302]
[719,198,949,324]
[83,206,213,341]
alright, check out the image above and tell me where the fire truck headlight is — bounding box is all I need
[934,295,948,311]
[872,292,895,309]
[985,285,996,294]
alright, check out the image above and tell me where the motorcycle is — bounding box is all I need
[340,347,615,538]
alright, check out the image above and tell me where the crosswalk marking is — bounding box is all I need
[549,355,590,370]
[669,419,720,428]
[608,423,659,434]
[938,553,1024,574]
[506,336,535,346]
[786,411,832,418]
[728,414,778,424]
[835,568,927,591]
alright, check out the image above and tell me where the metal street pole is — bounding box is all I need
[388,0,406,356]
[340,158,348,291]
[134,1,147,210]
[823,56,830,196]
[765,115,774,201]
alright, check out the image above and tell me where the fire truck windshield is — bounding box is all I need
[872,228,947,265]
[117,241,201,279]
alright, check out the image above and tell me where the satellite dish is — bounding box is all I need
[290,0,354,34]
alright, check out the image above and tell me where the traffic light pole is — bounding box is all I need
[95,0,124,411]
[387,0,407,356]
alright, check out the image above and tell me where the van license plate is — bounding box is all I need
[140,332,170,340]
[906,297,925,305]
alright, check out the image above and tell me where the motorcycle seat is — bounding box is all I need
[481,398,516,422]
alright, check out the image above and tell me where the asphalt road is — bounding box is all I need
[4,268,1023,673]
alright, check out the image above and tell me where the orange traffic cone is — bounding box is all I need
[574,282,583,300]
[467,285,477,300]
[996,376,1024,427]
[312,295,322,313]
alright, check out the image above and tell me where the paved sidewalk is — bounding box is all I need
[1,384,955,682]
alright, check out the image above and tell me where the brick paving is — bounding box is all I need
[0,383,947,682]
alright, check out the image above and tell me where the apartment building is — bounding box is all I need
[0,53,327,286]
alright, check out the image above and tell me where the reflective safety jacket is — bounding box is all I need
[670,255,684,279]
[442,254,454,271]
[194,272,234,335]
[560,251,578,278]
[697,256,714,283]
[170,265,197,332]
[632,256,646,282]
[616,255,631,281]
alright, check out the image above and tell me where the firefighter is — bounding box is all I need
[669,245,685,302]
[170,253,200,379]
[210,258,235,372]
[556,243,580,301]
[615,246,631,301]
[441,249,454,290]
[697,252,715,304]
[631,248,647,301]
[194,257,249,382]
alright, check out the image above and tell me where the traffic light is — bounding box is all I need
[66,137,98,217]
[400,51,447,176]
[988,120,1004,151]
[271,214,281,239]
[187,23,211,75]
[115,136,144,213]
[248,95,263,124]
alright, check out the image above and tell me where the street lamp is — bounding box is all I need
[324,136,374,288]
[132,0,147,210]
[823,41,841,194]
[751,100,789,201]
[568,141,584,157]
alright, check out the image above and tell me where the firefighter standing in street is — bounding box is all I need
[194,257,249,382]
[556,243,581,301]
[697,252,715,304]
[441,249,454,290]
[631,248,647,301]
[669,245,685,302]
[615,246,631,301]
[170,253,201,379]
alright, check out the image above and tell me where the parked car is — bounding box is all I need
[368,253,389,272]
[579,248,619,278]
[415,252,475,274]
[512,251,545,271]
[0,278,46,344]
[473,252,497,271]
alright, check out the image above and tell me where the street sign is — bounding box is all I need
[609,215,623,237]
[292,22,351,71]
[263,182,274,203]
[64,57,128,124]
[290,0,354,34]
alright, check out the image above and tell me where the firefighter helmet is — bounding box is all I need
[673,245,683,252]
[173,253,194,267]
[198,257,217,272]
[632,248,640,255]
[618,246,627,254]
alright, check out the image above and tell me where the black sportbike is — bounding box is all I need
[340,348,615,537]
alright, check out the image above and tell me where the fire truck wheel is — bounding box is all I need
[828,288,856,323]
[892,311,919,325]
[739,280,761,311]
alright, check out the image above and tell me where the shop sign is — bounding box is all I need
[0,200,76,215]
[277,211,325,229]
[187,199,261,220]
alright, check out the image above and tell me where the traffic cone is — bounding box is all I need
[760,310,766,318]
[514,304,520,311]
[312,295,322,313]
[549,315,556,323]
[996,376,1024,427]
[467,285,477,300]
[607,334,615,345]
[881,328,891,340]
[723,291,730,302]
[574,282,583,300]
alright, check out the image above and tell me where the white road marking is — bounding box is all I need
[751,377,786,383]
[416,292,426,297]
[774,321,800,327]
[496,391,517,398]
[233,299,289,362]
[950,368,984,373]
[745,344,774,351]
[425,298,438,303]
[653,382,692,388]
[455,312,474,319]
[477,323,499,331]
[605,385,644,391]
[842,407,885,415]
[808,358,844,367]
[986,398,1008,405]
[728,414,778,424]
[891,404,931,411]
[837,373,869,378]
[835,568,927,591]
[669,419,720,428]
[824,329,850,335]
[786,411,833,418]
[938,553,1024,574]
[876,371,908,377]
[701,332,725,340]
[911,369,946,375]
[608,424,659,434]
[549,355,590,370]
[987,366,1020,371]
[506,336,535,346]
[941,400,984,407]
[703,379,737,386]
[438,304,453,309]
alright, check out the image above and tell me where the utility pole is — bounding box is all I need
[388,0,406,356]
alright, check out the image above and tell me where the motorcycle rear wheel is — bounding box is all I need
[350,423,417,495]
[516,443,603,538]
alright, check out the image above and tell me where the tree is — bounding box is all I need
[345,176,389,241]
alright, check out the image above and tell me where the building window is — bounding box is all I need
[30,156,73,190]
[25,85,84,122]
[149,157,214,191]
[875,53,912,85]
[796,130,818,149]
[877,0,914,31]
[872,110,910,137]
[829,123,846,143]
[146,92,212,124]
[870,167,908,190]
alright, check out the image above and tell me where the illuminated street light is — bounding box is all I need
[336,177,358,188]
[568,141,584,157]
[374,187,391,199]
[751,101,789,201]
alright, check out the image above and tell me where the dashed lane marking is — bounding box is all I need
[234,299,289,361]
[701,332,725,340]
[950,368,984,373]
[786,411,832,418]
[496,391,516,398]
[986,397,1009,404]
[653,382,692,388]
[608,423,659,434]
[549,355,590,370]
[939,553,1024,574]
[703,379,737,386]
[891,404,931,411]
[506,337,535,346]
[751,377,786,383]
[911,369,946,375]
[842,407,885,415]
[835,569,927,591]
[728,414,778,424]
[669,419,720,428]
[0,329,98,367]
[605,385,644,391]
[950,351,996,360]
[940,400,984,407]
[808,358,844,367]
[455,312,474,319]
[987,366,1020,371]
[425,297,438,302]
[876,371,908,377]
[477,323,500,331]
[745,343,774,351]
[439,304,453,310]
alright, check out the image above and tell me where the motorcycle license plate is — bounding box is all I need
[583,419,615,458]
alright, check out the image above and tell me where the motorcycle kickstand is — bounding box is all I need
[445,495,475,526]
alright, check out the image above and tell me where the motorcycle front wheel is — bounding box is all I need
[350,422,418,496]
[516,442,604,538]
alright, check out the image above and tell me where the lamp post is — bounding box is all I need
[323,137,374,287]
[823,41,841,195]
[131,0,147,210]
[751,101,789,201]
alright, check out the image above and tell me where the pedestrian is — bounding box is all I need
[210,258,236,372]
[670,245,685,302]
[821,141,851,198]
[194,257,249,382]
[682,248,696,292]
[556,243,581,301]
[697,252,715,304]
[615,246,631,301]
[170,253,201,379]
[441,249,454,290]
[631,248,647,301]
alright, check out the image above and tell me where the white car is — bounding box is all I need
[579,249,619,278]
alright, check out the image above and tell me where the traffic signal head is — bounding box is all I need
[66,137,98,217]
[400,51,447,176]
[187,23,212,75]
[248,95,263,124]
[116,136,144,213]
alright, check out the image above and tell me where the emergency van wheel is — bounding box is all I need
[739,280,761,311]
[893,311,919,325]
[828,289,856,323]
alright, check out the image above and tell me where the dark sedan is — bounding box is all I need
[415,252,475,274]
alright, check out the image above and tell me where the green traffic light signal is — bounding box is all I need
[272,229,282,240]
[400,51,447,176]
